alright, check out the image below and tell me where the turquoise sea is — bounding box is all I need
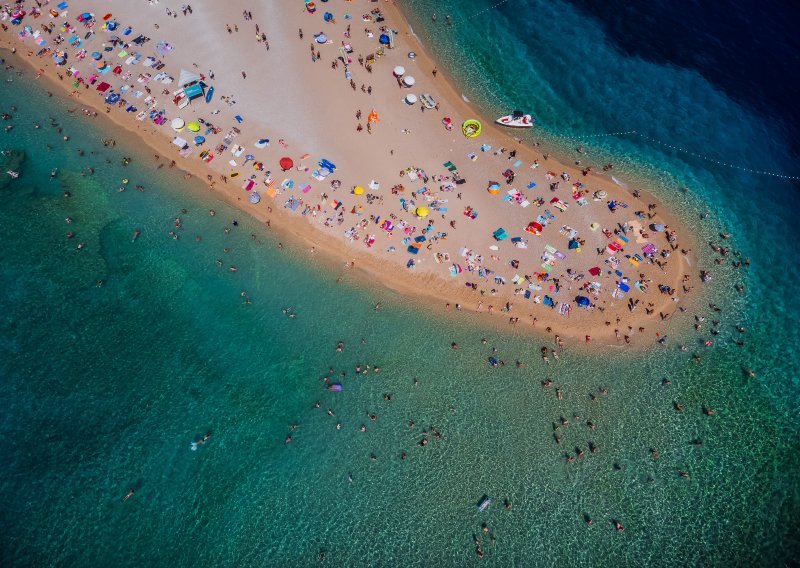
[1,0,799,564]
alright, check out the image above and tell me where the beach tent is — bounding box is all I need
[184,82,204,100]
[575,296,591,307]
[177,68,201,87]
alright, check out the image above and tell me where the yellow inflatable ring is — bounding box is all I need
[462,119,481,138]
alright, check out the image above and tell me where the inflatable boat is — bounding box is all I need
[495,110,534,128]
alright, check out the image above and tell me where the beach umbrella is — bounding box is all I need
[353,186,364,195]
[254,138,269,148]
[95,61,105,69]
[279,157,294,171]
[186,122,200,132]
[405,93,418,105]
[575,296,591,307]
[525,221,543,234]
[171,117,185,130]
[415,206,430,218]
[594,190,607,199]
[403,75,415,87]
[194,135,205,145]
[393,65,405,76]
[248,191,261,204]
[408,51,416,59]
[314,33,328,44]
[91,51,101,60]
[379,34,390,45]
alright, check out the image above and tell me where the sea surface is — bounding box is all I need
[1,0,799,564]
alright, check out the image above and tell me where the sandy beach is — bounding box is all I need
[1,0,701,346]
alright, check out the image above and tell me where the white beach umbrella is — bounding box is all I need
[171,117,185,130]
[393,65,405,76]
[405,93,418,105]
[403,75,415,87]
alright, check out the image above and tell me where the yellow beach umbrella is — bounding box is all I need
[415,206,429,217]
[353,185,364,195]
[186,122,200,132]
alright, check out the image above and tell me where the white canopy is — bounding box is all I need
[403,75,415,87]
[405,93,418,104]
[177,68,201,87]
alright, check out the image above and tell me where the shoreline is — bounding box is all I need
[0,1,703,348]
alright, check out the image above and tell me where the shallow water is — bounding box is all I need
[1,8,798,566]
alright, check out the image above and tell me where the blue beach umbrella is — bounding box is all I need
[194,135,205,145]
[575,296,590,307]
[379,34,390,44]
[91,51,102,60]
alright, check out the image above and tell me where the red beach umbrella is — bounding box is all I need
[279,157,293,171]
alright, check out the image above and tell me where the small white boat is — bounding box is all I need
[7,170,19,178]
[495,110,534,128]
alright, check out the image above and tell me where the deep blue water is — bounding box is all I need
[568,0,800,158]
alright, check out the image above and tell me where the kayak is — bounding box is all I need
[205,85,214,103]
[495,110,534,128]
